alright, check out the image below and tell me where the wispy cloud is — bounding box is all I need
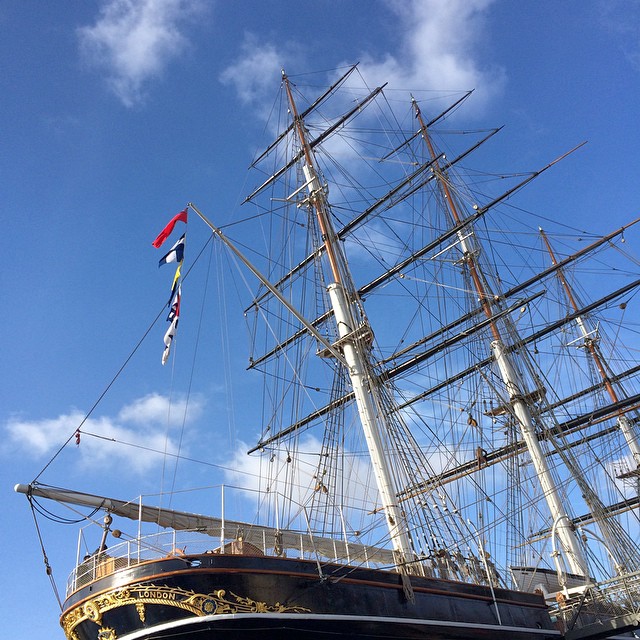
[4,393,204,474]
[220,0,503,114]
[223,436,382,535]
[78,0,206,107]
[117,392,193,424]
[596,0,640,71]
[219,34,290,114]
[358,0,505,111]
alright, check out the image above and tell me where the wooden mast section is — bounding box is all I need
[540,228,640,468]
[281,71,420,574]
[412,98,591,581]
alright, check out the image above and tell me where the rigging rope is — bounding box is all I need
[30,307,163,484]
[30,235,215,486]
[28,494,63,610]
[162,235,217,511]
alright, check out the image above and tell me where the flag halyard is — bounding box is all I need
[153,210,187,365]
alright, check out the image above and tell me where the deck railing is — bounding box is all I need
[549,570,640,637]
[66,527,396,596]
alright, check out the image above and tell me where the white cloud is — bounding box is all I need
[344,0,504,114]
[4,392,204,475]
[78,0,205,107]
[382,0,501,89]
[222,435,382,536]
[221,0,503,115]
[219,34,286,113]
[118,391,202,425]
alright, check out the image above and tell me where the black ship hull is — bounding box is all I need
[61,554,560,640]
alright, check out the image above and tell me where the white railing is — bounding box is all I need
[550,570,640,633]
[65,527,396,596]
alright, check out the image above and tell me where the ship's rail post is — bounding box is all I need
[137,496,142,554]
[73,527,83,592]
[220,484,225,552]
[339,507,351,564]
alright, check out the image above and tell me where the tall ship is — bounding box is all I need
[16,66,640,640]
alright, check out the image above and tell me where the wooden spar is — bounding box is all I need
[247,291,544,454]
[413,96,591,578]
[399,391,640,498]
[187,202,348,367]
[250,64,359,168]
[249,276,640,453]
[245,137,613,350]
[14,483,396,564]
[243,81,386,204]
[529,496,640,542]
[379,90,475,161]
[249,214,639,372]
[490,217,640,300]
[246,126,502,315]
[396,276,640,411]
[540,227,640,467]
[280,71,419,572]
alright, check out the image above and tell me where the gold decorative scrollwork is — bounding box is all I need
[82,601,101,624]
[61,583,310,639]
[135,602,146,623]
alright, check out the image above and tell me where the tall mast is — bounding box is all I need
[536,228,640,573]
[540,228,640,468]
[412,98,591,580]
[281,72,419,573]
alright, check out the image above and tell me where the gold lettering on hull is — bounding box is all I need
[61,583,310,640]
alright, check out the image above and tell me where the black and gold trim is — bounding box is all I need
[62,582,310,639]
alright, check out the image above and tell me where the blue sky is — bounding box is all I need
[2,0,640,637]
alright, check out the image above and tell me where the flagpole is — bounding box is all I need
[187,202,348,367]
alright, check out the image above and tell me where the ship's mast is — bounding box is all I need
[540,228,640,468]
[282,71,419,573]
[536,228,640,574]
[412,98,591,580]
